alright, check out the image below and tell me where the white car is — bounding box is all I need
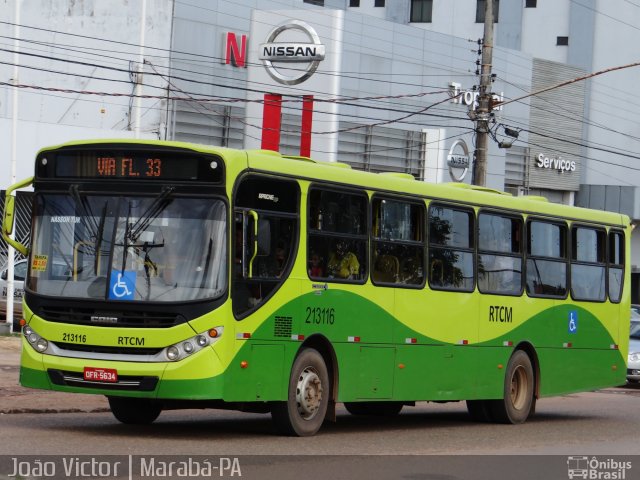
[0,259,27,331]
[628,309,640,383]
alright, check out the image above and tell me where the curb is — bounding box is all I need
[0,407,110,415]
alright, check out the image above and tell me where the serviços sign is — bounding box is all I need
[535,153,576,173]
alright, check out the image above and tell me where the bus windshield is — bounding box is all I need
[29,192,227,303]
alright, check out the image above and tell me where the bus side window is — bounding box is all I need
[428,204,474,291]
[371,196,424,287]
[608,230,624,303]
[477,212,523,296]
[570,226,606,302]
[308,187,367,283]
[526,220,568,298]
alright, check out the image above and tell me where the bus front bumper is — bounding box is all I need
[19,337,225,400]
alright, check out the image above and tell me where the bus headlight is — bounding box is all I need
[166,346,180,361]
[630,352,640,363]
[22,325,50,354]
[35,338,49,352]
[163,327,224,362]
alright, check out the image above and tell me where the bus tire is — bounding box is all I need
[107,397,162,425]
[344,401,403,416]
[271,348,329,436]
[490,350,535,424]
[466,400,493,422]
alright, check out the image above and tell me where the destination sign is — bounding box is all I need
[37,148,223,183]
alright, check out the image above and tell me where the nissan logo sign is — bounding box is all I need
[259,20,325,85]
[447,139,470,182]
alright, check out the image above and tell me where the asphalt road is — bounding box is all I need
[1,390,640,480]
[1,388,639,455]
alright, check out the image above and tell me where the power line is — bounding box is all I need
[0,42,477,120]
[7,14,636,155]
[515,127,640,163]
[1,35,478,124]
[0,17,480,88]
[0,33,477,92]
[570,0,640,33]
[494,61,640,109]
[14,25,637,161]
[497,78,640,147]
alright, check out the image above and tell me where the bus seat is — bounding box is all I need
[430,259,444,286]
[373,254,399,283]
[400,257,422,284]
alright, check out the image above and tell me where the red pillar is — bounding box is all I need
[261,94,282,152]
[300,95,314,157]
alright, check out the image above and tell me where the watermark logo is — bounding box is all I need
[567,456,632,479]
[6,455,242,479]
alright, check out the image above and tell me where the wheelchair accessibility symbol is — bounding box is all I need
[109,271,136,300]
[568,310,578,334]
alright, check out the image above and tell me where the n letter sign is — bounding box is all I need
[224,32,247,68]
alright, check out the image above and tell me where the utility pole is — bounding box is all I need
[6,0,21,330]
[473,0,494,187]
[133,0,147,139]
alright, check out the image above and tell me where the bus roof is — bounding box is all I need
[245,149,628,228]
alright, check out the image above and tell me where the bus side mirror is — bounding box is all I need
[3,195,15,238]
[2,177,34,257]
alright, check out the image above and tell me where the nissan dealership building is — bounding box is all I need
[170,5,534,193]
[165,2,597,208]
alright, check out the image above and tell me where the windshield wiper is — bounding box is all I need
[127,186,174,243]
[117,187,173,278]
[121,202,132,273]
[69,185,98,237]
[94,202,108,275]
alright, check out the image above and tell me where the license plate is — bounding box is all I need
[83,367,118,383]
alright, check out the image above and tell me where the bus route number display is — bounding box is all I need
[47,150,221,182]
[97,156,162,178]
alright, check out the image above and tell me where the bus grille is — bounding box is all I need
[48,369,158,391]
[52,342,163,356]
[37,306,184,328]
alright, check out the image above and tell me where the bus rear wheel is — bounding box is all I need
[490,350,535,424]
[271,348,329,436]
[107,397,162,425]
[344,401,403,416]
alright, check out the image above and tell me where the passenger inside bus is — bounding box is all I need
[372,252,399,283]
[255,240,289,278]
[327,240,360,279]
[308,251,324,278]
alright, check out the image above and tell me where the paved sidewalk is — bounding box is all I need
[0,335,108,414]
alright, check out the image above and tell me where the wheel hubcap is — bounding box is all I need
[510,365,528,410]
[296,366,323,420]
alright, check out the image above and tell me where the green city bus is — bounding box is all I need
[2,139,630,436]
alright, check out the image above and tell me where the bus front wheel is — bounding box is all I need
[107,397,162,425]
[271,348,329,436]
[490,350,535,424]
